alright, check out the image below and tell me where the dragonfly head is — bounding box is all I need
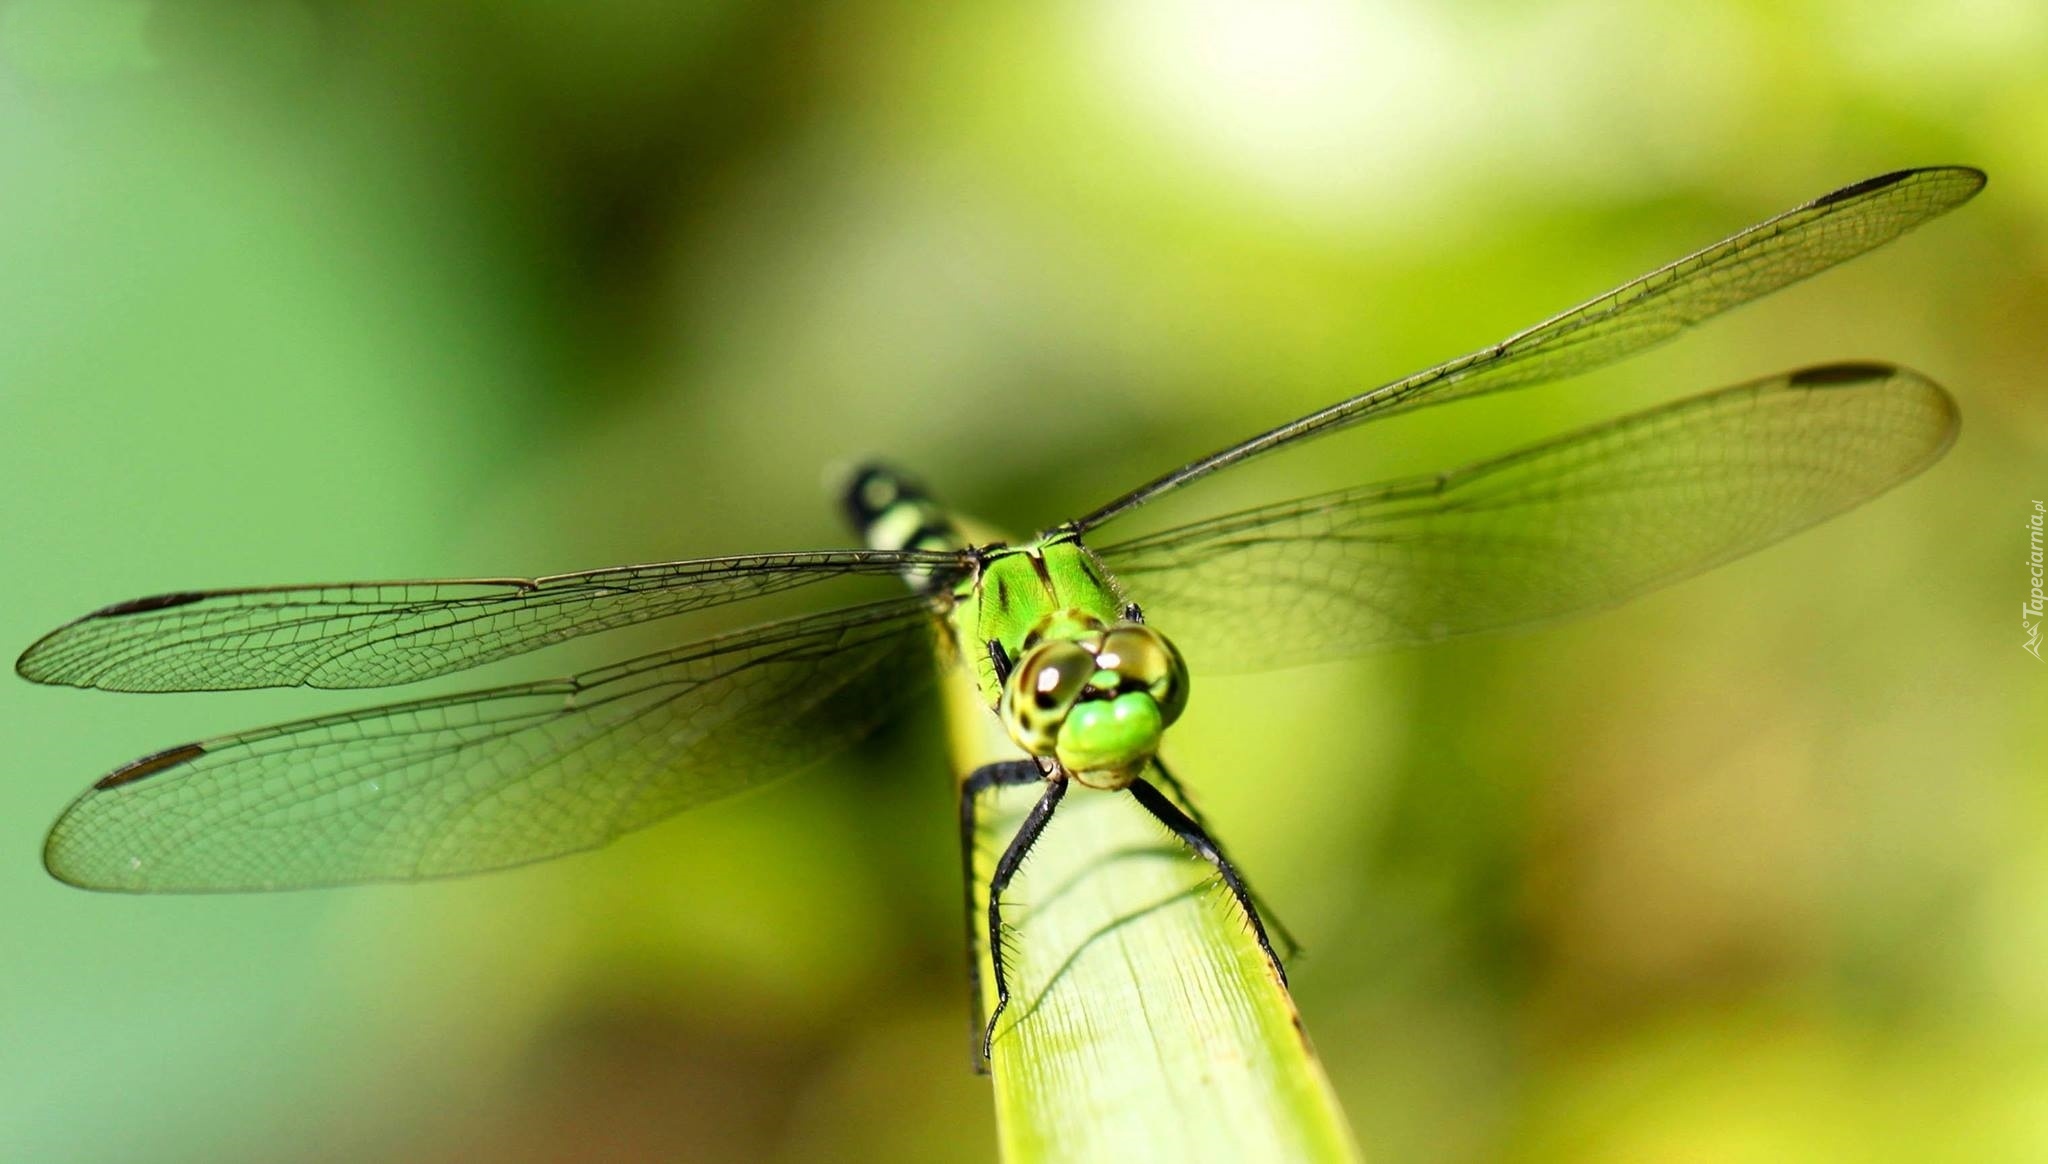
[999,610,1189,790]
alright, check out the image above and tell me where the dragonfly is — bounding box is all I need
[19,166,1981,1063]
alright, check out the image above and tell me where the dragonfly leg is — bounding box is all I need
[958,758,1046,1072]
[982,773,1069,1064]
[986,638,1013,685]
[1127,775,1288,989]
[1148,759,1304,962]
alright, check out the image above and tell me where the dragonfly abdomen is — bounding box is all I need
[843,463,969,567]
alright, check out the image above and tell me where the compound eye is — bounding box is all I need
[1098,627,1189,726]
[1019,610,1107,654]
[1002,640,1095,756]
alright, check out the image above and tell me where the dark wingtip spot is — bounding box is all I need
[93,592,206,618]
[1789,362,1896,387]
[1812,170,1911,207]
[97,742,206,789]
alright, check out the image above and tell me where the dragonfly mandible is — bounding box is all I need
[18,166,1982,1063]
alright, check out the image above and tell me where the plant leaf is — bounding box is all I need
[946,667,1362,1162]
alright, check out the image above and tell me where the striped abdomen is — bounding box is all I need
[842,465,970,595]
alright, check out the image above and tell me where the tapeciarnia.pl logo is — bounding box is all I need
[2027,500,2045,660]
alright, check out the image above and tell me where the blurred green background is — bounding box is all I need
[2,2,2043,1161]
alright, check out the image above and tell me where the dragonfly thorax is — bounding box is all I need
[998,610,1189,790]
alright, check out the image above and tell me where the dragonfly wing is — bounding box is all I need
[1096,364,1955,671]
[44,597,937,891]
[1074,167,1982,529]
[17,549,967,692]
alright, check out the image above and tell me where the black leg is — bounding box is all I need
[958,759,1045,1072]
[1126,775,1288,988]
[1149,759,1303,961]
[982,775,1069,1063]
[987,638,1012,685]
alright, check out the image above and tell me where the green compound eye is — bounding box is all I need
[1019,610,1106,654]
[998,621,1192,790]
[1054,692,1164,779]
[1001,640,1095,757]
[1095,627,1189,727]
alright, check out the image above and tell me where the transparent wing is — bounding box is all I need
[1096,364,1955,671]
[43,597,937,891]
[17,549,967,692]
[1073,166,1982,530]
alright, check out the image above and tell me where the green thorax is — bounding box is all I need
[951,532,1130,706]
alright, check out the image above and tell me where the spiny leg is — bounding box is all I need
[957,758,1045,1073]
[983,774,1069,1063]
[1148,758,1304,962]
[1126,775,1288,988]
